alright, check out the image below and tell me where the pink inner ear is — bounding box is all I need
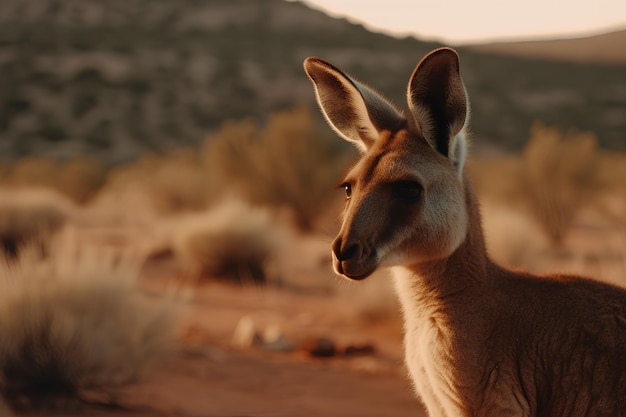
[406,48,467,160]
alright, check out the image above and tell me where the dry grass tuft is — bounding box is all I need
[94,149,217,218]
[0,239,181,411]
[471,121,606,246]
[471,127,626,280]
[0,188,75,258]
[203,107,353,231]
[520,121,599,245]
[171,199,288,285]
[0,156,105,204]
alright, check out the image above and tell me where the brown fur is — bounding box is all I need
[304,48,626,416]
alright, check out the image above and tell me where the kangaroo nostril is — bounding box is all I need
[332,237,363,262]
[342,242,361,260]
[333,241,361,262]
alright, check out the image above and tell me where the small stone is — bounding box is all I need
[260,325,294,352]
[262,324,283,344]
[232,316,261,348]
[301,337,336,358]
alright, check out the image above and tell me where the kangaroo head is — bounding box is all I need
[304,48,470,280]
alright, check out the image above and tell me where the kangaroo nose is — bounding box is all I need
[332,237,363,261]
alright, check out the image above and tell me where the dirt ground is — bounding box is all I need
[24,279,426,417]
[61,218,621,417]
[10,195,624,417]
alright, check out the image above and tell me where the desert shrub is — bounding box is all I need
[595,150,626,199]
[52,156,106,204]
[4,157,58,188]
[467,155,525,205]
[1,156,105,204]
[0,189,74,258]
[172,199,286,285]
[520,121,599,244]
[96,149,217,216]
[0,241,180,411]
[204,107,353,230]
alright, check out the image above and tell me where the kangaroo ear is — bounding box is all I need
[304,57,405,152]
[407,48,469,174]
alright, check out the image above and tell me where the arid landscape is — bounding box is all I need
[1,1,625,416]
[2,108,625,417]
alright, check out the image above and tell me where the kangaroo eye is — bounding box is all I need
[392,180,423,201]
[342,183,352,199]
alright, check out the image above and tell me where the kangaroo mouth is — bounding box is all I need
[333,256,376,281]
[343,270,374,281]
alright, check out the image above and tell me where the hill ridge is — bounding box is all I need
[0,0,624,164]
[467,28,626,65]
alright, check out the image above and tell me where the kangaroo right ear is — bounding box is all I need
[406,48,468,174]
[303,57,405,152]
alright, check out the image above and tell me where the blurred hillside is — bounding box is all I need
[0,0,625,164]
[467,29,626,65]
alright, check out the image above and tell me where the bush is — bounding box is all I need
[3,157,58,189]
[521,121,599,244]
[203,107,353,230]
[96,149,217,217]
[0,189,74,258]
[172,199,286,285]
[0,156,105,204]
[467,155,525,205]
[53,156,106,204]
[0,240,180,411]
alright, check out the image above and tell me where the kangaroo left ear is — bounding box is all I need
[407,48,469,175]
[304,57,406,152]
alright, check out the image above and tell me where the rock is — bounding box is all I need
[259,324,294,352]
[301,337,336,358]
[231,316,261,348]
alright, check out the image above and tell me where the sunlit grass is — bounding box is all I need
[0,237,181,411]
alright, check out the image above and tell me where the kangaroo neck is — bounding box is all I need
[392,177,491,314]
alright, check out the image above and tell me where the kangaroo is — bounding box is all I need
[303,48,626,416]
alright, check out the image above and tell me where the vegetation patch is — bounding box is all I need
[0,188,74,258]
[172,199,288,285]
[0,242,181,411]
[204,107,352,230]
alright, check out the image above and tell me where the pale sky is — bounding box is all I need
[298,0,626,44]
